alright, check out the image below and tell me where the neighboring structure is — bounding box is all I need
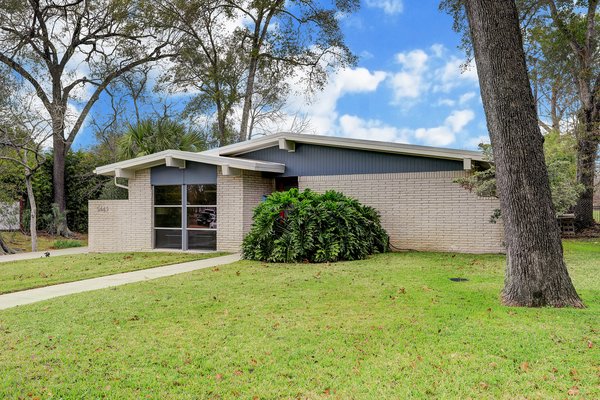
[90,133,504,254]
[0,201,20,231]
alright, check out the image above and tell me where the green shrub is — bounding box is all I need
[52,239,83,249]
[242,189,389,263]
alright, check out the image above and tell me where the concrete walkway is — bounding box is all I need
[0,246,90,263]
[0,253,240,310]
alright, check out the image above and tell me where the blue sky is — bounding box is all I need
[75,1,489,150]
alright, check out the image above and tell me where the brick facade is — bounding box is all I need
[216,169,275,252]
[89,168,504,254]
[88,169,153,252]
[299,171,505,254]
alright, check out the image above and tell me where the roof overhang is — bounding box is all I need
[94,150,286,177]
[202,132,486,164]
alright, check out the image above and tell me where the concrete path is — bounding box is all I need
[0,246,89,263]
[0,253,241,310]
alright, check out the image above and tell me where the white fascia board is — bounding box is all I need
[94,150,285,176]
[214,132,485,162]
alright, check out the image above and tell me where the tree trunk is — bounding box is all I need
[239,55,259,142]
[52,132,71,237]
[465,0,584,308]
[0,234,14,255]
[573,113,598,228]
[25,173,37,252]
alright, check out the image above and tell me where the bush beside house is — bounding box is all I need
[242,189,389,263]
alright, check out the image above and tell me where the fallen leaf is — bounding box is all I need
[587,340,593,349]
[489,362,497,368]
[234,370,243,376]
[568,386,579,396]
[520,362,529,372]
[215,374,223,381]
[479,382,489,390]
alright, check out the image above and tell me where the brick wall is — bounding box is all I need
[88,169,153,252]
[299,171,505,254]
[217,169,274,252]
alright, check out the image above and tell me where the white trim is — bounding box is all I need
[278,138,296,152]
[94,149,285,176]
[463,158,472,170]
[205,132,485,162]
[165,156,186,169]
[221,165,242,176]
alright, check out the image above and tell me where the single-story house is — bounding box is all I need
[90,133,504,254]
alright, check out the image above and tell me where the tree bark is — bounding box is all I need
[465,0,584,307]
[0,235,14,255]
[52,131,71,237]
[239,48,259,142]
[574,112,598,228]
[25,172,37,252]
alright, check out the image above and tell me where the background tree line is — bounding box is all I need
[0,0,357,243]
[444,0,600,229]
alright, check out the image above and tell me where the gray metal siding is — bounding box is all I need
[236,144,463,177]
[151,162,217,185]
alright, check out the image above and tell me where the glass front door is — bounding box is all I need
[186,184,217,250]
[153,184,217,250]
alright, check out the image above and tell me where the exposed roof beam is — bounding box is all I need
[115,168,135,179]
[165,156,186,169]
[278,138,296,152]
[463,158,472,171]
[221,165,241,176]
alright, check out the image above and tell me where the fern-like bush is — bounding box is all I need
[242,189,389,263]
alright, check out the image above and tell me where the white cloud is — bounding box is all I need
[337,109,476,148]
[430,43,445,58]
[414,109,475,146]
[466,134,490,149]
[390,49,429,100]
[366,0,404,15]
[445,109,475,132]
[434,58,478,93]
[415,126,455,146]
[284,67,386,134]
[437,98,456,107]
[339,114,410,142]
[459,91,476,104]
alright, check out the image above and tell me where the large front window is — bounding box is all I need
[186,184,217,250]
[153,184,217,250]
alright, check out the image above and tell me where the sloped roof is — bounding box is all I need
[201,132,485,162]
[94,149,285,177]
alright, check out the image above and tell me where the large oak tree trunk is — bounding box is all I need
[52,131,71,237]
[465,0,584,307]
[573,115,598,228]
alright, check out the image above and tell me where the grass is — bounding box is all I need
[0,241,598,399]
[52,239,84,249]
[0,252,228,295]
[1,231,87,252]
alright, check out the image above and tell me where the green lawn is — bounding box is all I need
[1,231,87,252]
[0,241,598,399]
[0,252,227,294]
